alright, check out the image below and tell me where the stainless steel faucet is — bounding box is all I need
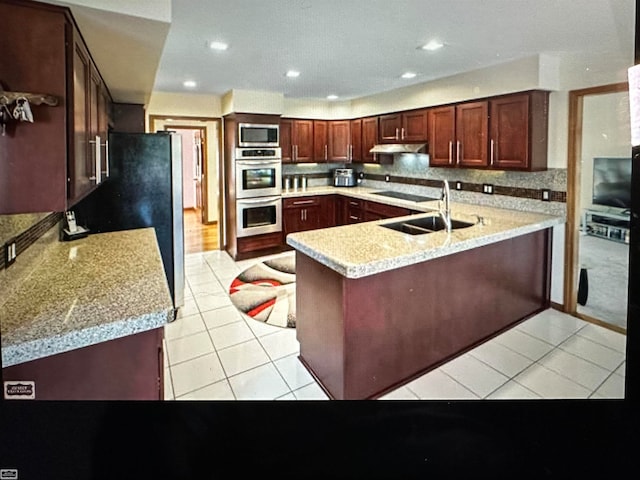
[439,179,452,232]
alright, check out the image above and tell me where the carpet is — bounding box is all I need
[229,255,296,328]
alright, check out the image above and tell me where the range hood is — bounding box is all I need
[369,143,427,154]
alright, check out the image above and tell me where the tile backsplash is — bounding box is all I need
[283,156,567,215]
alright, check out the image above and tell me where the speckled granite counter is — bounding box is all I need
[1,228,174,368]
[285,186,564,278]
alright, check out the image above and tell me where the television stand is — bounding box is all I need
[583,209,630,244]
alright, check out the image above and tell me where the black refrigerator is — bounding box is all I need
[74,132,185,313]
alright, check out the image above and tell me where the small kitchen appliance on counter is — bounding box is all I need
[333,168,357,187]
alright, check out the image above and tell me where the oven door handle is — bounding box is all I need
[237,196,281,205]
[236,159,281,166]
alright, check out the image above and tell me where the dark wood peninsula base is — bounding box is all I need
[295,229,552,400]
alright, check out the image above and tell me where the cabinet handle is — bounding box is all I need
[104,139,109,177]
[294,145,298,161]
[395,128,399,140]
[456,141,461,164]
[448,141,453,165]
[349,215,359,220]
[89,135,101,184]
[401,127,405,140]
[293,199,315,205]
[324,144,327,161]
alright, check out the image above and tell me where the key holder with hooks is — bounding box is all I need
[0,86,59,136]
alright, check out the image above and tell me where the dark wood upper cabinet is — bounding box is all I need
[280,118,313,162]
[401,109,429,142]
[456,101,489,168]
[428,106,456,167]
[0,0,113,214]
[379,110,428,143]
[328,120,350,161]
[350,118,362,162]
[489,91,549,171]
[378,113,402,142]
[361,116,379,163]
[280,119,293,162]
[313,120,328,162]
[428,92,547,171]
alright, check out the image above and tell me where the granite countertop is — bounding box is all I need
[1,228,174,367]
[285,186,564,278]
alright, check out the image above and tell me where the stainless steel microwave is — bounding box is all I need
[238,123,279,147]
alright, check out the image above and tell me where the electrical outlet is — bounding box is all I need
[4,239,17,266]
[385,174,390,182]
[483,184,494,194]
[455,181,462,190]
[541,189,551,201]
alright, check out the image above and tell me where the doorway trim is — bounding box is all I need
[149,115,224,250]
[564,82,628,335]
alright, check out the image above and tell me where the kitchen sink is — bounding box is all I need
[380,215,475,235]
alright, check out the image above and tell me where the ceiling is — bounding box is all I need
[61,0,635,104]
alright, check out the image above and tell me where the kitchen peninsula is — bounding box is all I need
[1,228,173,400]
[286,191,563,400]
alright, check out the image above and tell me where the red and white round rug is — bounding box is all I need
[228,255,296,328]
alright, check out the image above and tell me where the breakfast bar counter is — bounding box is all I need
[1,228,173,400]
[286,199,564,400]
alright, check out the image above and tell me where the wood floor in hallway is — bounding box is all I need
[184,208,219,253]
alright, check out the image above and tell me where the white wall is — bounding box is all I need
[580,91,631,211]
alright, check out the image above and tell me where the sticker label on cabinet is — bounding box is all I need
[3,381,35,400]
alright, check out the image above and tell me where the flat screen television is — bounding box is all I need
[592,157,632,209]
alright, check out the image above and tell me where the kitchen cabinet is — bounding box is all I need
[327,120,351,161]
[283,196,322,234]
[427,101,488,168]
[363,200,412,221]
[349,119,362,162]
[345,198,364,223]
[379,109,428,143]
[428,92,548,171]
[488,91,549,171]
[456,101,489,168]
[0,0,112,214]
[280,118,313,163]
[361,116,379,163]
[313,120,328,161]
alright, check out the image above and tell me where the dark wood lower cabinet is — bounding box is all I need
[2,328,164,400]
[296,228,551,400]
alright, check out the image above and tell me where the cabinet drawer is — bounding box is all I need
[347,207,363,223]
[346,198,364,209]
[283,196,321,208]
[364,200,411,218]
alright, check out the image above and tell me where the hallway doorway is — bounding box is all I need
[149,115,223,253]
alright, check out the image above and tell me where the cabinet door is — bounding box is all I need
[456,101,488,168]
[320,195,337,227]
[361,116,379,163]
[69,35,93,203]
[379,114,401,142]
[328,120,350,161]
[350,118,362,162]
[293,119,314,162]
[97,86,111,179]
[401,109,428,142]
[489,94,529,169]
[313,120,328,162]
[335,196,347,225]
[428,106,456,167]
[280,119,293,163]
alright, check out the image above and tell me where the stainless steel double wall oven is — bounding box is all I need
[235,146,282,237]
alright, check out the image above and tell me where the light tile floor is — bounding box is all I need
[163,250,627,400]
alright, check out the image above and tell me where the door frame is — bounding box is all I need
[162,125,207,221]
[149,115,223,250]
[564,81,628,334]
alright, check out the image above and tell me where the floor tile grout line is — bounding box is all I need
[406,368,481,400]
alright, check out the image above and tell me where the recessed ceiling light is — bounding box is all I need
[401,72,417,79]
[183,80,197,88]
[209,41,229,51]
[421,40,444,51]
[285,70,300,78]
[327,95,339,100]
